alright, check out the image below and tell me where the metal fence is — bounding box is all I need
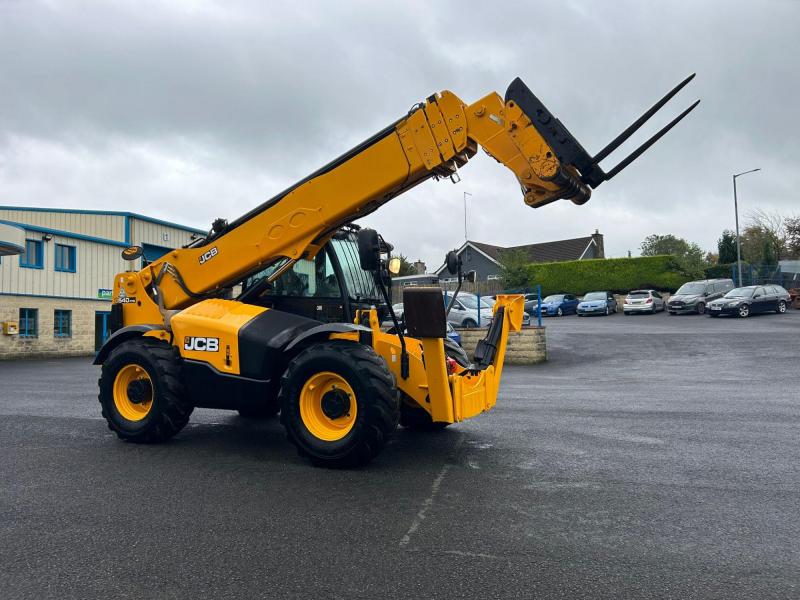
[730,264,800,289]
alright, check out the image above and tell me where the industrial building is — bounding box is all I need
[0,207,204,359]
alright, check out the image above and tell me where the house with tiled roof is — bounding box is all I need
[434,231,605,282]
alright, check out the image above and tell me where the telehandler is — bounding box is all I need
[95,75,698,467]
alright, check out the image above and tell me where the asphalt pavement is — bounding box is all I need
[1,309,799,599]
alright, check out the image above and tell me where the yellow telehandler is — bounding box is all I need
[95,75,698,466]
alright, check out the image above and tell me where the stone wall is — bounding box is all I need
[0,296,109,359]
[455,326,546,365]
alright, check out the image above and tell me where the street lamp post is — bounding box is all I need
[732,168,761,285]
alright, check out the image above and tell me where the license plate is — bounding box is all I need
[711,306,721,311]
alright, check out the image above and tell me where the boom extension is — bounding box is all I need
[117,75,698,315]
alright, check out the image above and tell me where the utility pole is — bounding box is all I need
[732,168,761,286]
[463,191,472,241]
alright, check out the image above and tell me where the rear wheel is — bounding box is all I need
[463,318,477,328]
[777,300,787,314]
[98,338,193,443]
[696,302,706,315]
[279,341,399,468]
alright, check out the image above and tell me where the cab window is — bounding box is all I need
[270,252,341,298]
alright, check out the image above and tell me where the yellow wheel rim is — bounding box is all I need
[299,371,357,442]
[113,364,153,422]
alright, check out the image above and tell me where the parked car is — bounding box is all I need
[707,285,791,318]
[623,289,666,314]
[667,278,734,315]
[443,292,493,327]
[540,294,579,317]
[445,322,462,345]
[523,293,541,315]
[577,291,617,316]
[482,296,532,326]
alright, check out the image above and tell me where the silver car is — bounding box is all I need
[443,292,493,328]
[623,289,666,314]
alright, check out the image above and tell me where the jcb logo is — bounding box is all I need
[199,246,218,265]
[184,337,219,352]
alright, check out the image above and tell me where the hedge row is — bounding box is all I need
[525,255,687,296]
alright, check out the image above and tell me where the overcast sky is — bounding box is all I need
[1,0,798,268]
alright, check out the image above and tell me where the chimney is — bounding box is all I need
[591,229,605,259]
[413,260,426,274]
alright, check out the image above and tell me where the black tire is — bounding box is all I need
[777,301,787,314]
[696,302,706,315]
[98,337,193,443]
[279,340,399,468]
[463,319,477,328]
[556,307,563,317]
[237,399,280,419]
[738,304,750,318]
[605,306,610,316]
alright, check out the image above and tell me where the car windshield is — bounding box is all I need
[676,283,706,295]
[583,292,606,301]
[543,295,564,302]
[628,291,649,297]
[725,287,755,298]
[458,295,492,309]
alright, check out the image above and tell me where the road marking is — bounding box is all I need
[399,463,451,547]
[399,434,465,548]
[441,550,500,560]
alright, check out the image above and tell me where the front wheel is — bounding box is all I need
[738,304,750,318]
[463,319,477,328]
[777,301,787,314]
[605,306,610,316]
[556,307,563,317]
[279,341,399,468]
[98,338,193,443]
[696,302,706,315]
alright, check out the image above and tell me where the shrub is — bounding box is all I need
[525,255,686,296]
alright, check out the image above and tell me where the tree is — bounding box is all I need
[390,254,417,277]
[497,248,531,288]
[640,234,693,257]
[746,209,786,260]
[740,225,777,265]
[717,230,737,264]
[639,234,706,278]
[784,216,800,259]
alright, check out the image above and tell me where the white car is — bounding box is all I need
[623,289,666,314]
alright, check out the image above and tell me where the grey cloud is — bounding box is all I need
[0,0,797,268]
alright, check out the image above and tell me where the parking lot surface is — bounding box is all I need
[1,310,799,599]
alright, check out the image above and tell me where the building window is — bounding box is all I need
[20,239,44,269]
[19,308,38,338]
[54,310,72,338]
[54,244,77,272]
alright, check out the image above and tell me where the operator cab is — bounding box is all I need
[237,227,388,323]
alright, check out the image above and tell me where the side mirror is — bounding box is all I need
[445,251,459,275]
[753,294,760,298]
[388,257,402,275]
[121,245,144,261]
[464,270,476,283]
[357,229,380,272]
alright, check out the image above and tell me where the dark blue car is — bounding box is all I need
[540,294,579,317]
